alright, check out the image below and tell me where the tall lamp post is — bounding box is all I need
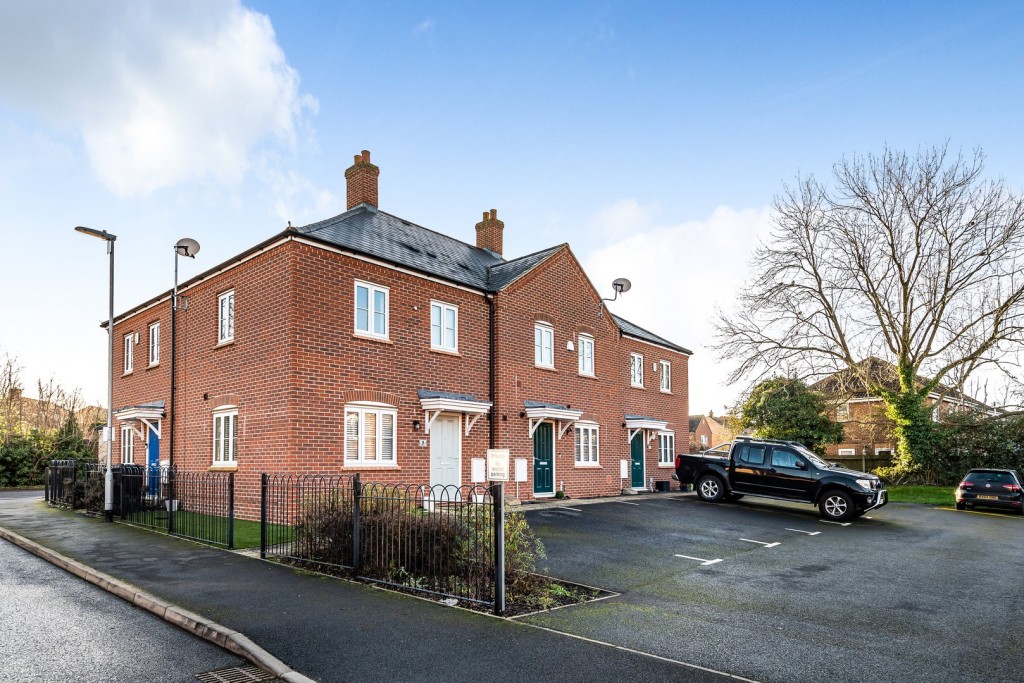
[75,226,117,523]
[169,238,200,473]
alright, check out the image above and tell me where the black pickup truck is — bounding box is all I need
[674,436,887,521]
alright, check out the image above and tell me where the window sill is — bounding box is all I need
[574,463,601,469]
[657,464,674,469]
[578,372,597,380]
[209,464,237,471]
[122,371,133,377]
[343,464,401,470]
[214,339,235,350]
[630,384,644,390]
[430,347,461,357]
[535,364,557,372]
[353,332,393,345]
[660,389,672,395]
[147,363,160,370]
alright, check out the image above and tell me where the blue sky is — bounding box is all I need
[1,1,1022,414]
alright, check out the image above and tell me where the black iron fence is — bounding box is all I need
[46,460,235,549]
[261,473,506,613]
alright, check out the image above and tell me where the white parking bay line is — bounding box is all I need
[618,501,641,506]
[557,507,583,512]
[785,528,821,536]
[818,519,852,527]
[739,538,780,548]
[674,554,723,566]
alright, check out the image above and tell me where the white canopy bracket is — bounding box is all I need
[423,409,443,435]
[465,413,483,436]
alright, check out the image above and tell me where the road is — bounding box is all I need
[522,494,1024,683]
[0,503,248,683]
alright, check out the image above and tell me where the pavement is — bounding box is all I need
[0,491,739,683]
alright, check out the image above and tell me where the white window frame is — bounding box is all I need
[344,403,397,466]
[578,334,594,376]
[658,432,675,466]
[534,323,554,368]
[660,360,671,392]
[218,290,235,344]
[123,333,135,374]
[574,422,599,466]
[355,281,390,339]
[700,433,709,447]
[931,404,941,422]
[149,322,160,366]
[430,300,458,352]
[630,352,644,387]
[120,425,134,464]
[875,448,893,457]
[837,448,857,456]
[836,403,850,422]
[213,408,238,466]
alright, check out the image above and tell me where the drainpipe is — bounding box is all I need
[487,295,496,448]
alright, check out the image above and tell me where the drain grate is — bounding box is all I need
[195,664,277,682]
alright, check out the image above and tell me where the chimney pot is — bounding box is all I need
[345,149,380,209]
[475,208,505,257]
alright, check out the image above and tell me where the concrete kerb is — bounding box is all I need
[0,525,315,683]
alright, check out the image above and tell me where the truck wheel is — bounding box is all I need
[819,490,854,521]
[696,475,725,503]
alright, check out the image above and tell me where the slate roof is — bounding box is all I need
[613,314,692,355]
[293,204,690,356]
[524,400,570,410]
[417,389,484,403]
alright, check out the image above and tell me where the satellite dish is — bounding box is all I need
[612,277,632,294]
[175,238,200,258]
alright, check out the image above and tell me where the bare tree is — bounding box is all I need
[715,144,1024,472]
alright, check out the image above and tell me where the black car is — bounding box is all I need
[955,469,1024,515]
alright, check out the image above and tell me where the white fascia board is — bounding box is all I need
[524,406,584,422]
[624,418,668,431]
[419,397,492,415]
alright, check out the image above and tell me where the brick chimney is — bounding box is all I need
[475,209,504,256]
[344,150,379,209]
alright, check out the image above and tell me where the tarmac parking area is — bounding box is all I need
[522,494,1024,683]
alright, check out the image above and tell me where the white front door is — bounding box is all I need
[430,415,461,489]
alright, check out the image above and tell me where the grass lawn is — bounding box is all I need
[887,485,955,505]
[121,509,291,550]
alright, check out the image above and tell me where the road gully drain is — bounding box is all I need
[195,665,277,682]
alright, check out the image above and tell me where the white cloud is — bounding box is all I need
[584,203,774,415]
[414,18,436,35]
[0,0,316,196]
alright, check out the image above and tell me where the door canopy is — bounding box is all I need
[524,400,584,440]
[624,415,668,446]
[418,389,492,436]
[114,401,166,441]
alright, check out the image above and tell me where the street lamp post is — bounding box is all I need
[169,238,199,472]
[75,226,117,523]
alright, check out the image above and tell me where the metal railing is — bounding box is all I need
[46,460,235,549]
[261,474,505,613]
[118,465,235,548]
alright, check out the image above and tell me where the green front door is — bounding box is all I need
[533,422,554,495]
[631,435,645,489]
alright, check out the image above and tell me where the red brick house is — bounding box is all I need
[108,151,691,515]
[810,357,997,466]
[688,412,735,453]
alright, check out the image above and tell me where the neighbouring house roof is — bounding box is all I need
[688,415,703,432]
[810,357,993,411]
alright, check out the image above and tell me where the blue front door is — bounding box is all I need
[147,428,160,496]
[631,435,645,489]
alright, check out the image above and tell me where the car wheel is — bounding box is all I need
[726,493,744,502]
[696,475,725,503]
[819,490,855,521]
[1016,506,1023,516]
[955,502,965,510]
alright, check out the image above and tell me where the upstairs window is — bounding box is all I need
[534,323,554,368]
[218,290,235,343]
[658,432,675,465]
[430,301,458,352]
[630,353,644,387]
[213,409,238,465]
[836,403,850,422]
[355,281,389,339]
[575,423,599,465]
[149,322,160,366]
[123,333,136,374]
[578,334,594,376]
[660,360,671,392]
[344,404,396,466]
